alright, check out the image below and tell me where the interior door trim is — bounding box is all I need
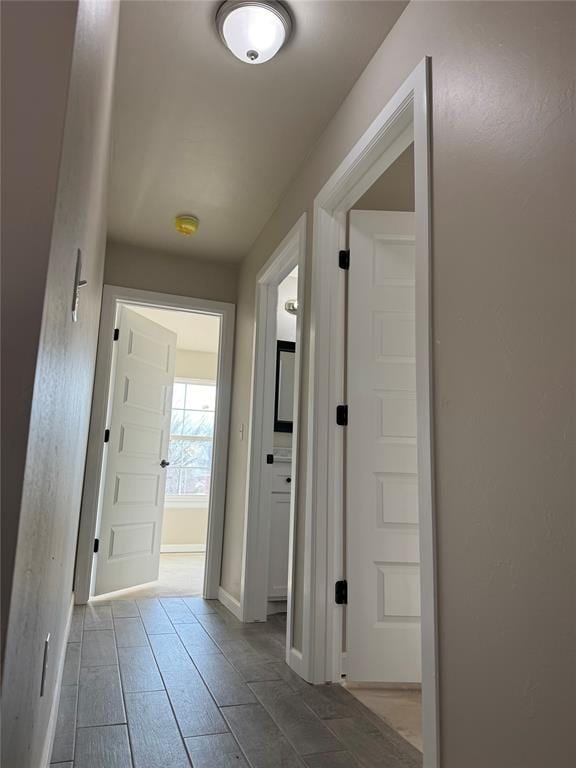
[306,58,439,767]
[74,285,235,603]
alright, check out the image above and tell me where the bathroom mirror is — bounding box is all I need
[274,340,295,432]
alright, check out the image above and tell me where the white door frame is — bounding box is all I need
[240,216,306,650]
[304,59,439,765]
[74,285,235,603]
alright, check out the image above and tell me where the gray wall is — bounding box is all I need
[1,0,78,662]
[104,239,239,304]
[221,2,576,766]
[1,1,119,765]
[354,143,414,211]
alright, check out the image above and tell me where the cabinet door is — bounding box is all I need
[268,493,291,599]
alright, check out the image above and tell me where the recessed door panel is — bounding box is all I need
[118,423,163,459]
[110,523,156,559]
[347,210,421,683]
[123,376,168,414]
[94,306,176,595]
[128,328,171,371]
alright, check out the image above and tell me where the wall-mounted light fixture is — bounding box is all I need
[216,1,292,64]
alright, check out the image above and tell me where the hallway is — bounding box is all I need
[51,597,422,768]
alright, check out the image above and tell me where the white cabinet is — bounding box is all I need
[268,459,291,600]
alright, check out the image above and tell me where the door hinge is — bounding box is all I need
[104,428,110,443]
[336,404,348,426]
[338,249,350,270]
[113,328,119,341]
[93,538,100,553]
[335,580,348,605]
[266,454,274,464]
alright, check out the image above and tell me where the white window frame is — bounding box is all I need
[164,376,217,508]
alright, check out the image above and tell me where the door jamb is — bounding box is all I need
[240,215,306,671]
[306,58,439,766]
[74,285,235,603]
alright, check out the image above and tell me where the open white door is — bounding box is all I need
[346,210,421,683]
[94,306,176,596]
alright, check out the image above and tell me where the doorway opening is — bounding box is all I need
[303,60,438,766]
[74,287,235,605]
[343,141,423,752]
[240,215,305,671]
[108,304,220,598]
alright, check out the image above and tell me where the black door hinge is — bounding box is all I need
[336,404,348,426]
[339,249,350,270]
[266,454,274,464]
[104,429,110,443]
[93,538,100,553]
[113,328,119,341]
[335,580,348,605]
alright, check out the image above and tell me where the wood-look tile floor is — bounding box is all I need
[51,598,422,767]
[344,686,422,752]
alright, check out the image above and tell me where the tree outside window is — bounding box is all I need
[166,380,216,499]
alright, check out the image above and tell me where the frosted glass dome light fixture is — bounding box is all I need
[216,1,292,65]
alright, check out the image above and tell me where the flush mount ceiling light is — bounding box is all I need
[216,1,292,64]
[174,214,199,236]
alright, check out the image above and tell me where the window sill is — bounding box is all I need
[164,496,209,509]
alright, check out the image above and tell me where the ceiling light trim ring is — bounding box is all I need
[216,0,293,65]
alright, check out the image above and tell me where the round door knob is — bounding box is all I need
[286,477,291,483]
[160,459,170,468]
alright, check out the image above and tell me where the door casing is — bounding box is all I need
[240,214,306,677]
[304,58,439,767]
[75,285,235,603]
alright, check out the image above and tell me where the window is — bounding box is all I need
[166,380,216,500]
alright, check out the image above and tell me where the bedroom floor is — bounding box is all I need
[345,685,422,752]
[91,553,206,600]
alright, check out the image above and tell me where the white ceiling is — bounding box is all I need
[128,305,220,353]
[108,0,407,261]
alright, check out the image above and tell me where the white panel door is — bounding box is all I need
[94,306,176,595]
[346,210,421,683]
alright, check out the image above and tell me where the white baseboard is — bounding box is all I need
[218,586,242,620]
[267,600,287,615]
[160,544,205,553]
[287,646,308,681]
[41,595,74,768]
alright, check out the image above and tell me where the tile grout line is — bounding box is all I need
[194,609,353,764]
[246,681,347,761]
[146,598,257,768]
[189,606,302,768]
[135,597,196,767]
[109,605,136,768]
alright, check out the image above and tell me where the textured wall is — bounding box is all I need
[221,3,576,766]
[104,239,239,304]
[175,349,218,380]
[1,0,78,663]
[354,143,414,211]
[161,507,208,548]
[1,1,119,765]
